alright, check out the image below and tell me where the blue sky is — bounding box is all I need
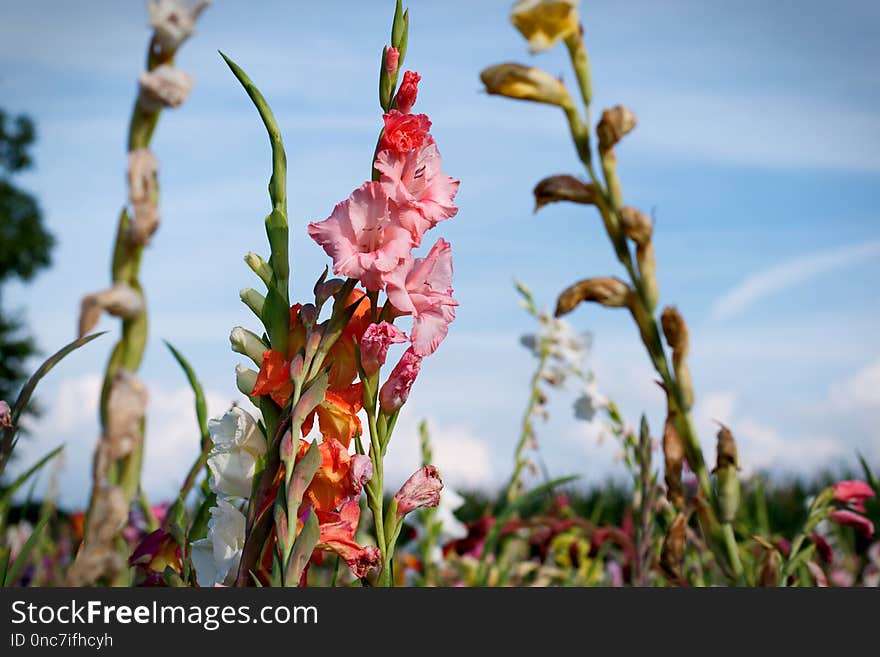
[2,0,879,508]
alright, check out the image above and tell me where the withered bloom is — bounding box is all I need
[510,0,581,54]
[78,284,144,338]
[597,105,637,153]
[533,174,597,212]
[619,206,652,245]
[138,65,193,112]
[127,149,160,246]
[480,63,573,108]
[555,276,632,317]
[660,512,687,584]
[660,306,693,410]
[713,423,740,524]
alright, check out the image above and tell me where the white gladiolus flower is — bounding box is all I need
[207,407,265,499]
[229,327,267,366]
[573,379,608,422]
[432,486,468,544]
[191,498,245,587]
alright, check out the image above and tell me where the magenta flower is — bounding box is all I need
[385,239,457,356]
[359,321,408,375]
[395,70,421,113]
[833,480,875,513]
[308,181,413,291]
[394,465,443,517]
[379,347,422,413]
[829,509,875,538]
[0,400,11,429]
[377,138,459,244]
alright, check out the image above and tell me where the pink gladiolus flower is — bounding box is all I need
[394,465,443,517]
[378,347,422,413]
[308,181,413,291]
[384,46,400,75]
[379,110,432,154]
[376,136,459,244]
[833,480,875,513]
[359,321,408,375]
[829,509,875,538]
[395,70,421,113]
[385,239,457,356]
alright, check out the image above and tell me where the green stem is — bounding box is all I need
[503,348,549,505]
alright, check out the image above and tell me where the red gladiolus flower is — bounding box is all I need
[395,70,421,113]
[295,437,372,512]
[833,480,875,513]
[829,509,874,538]
[312,499,381,578]
[379,110,431,154]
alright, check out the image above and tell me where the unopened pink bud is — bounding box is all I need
[379,347,422,413]
[395,70,421,113]
[384,46,400,75]
[359,322,407,375]
[394,465,443,517]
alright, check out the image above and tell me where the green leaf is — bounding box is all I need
[4,510,51,586]
[284,510,319,587]
[0,546,9,585]
[286,440,321,511]
[857,452,879,496]
[164,341,209,445]
[0,332,105,476]
[290,375,329,438]
[219,52,287,216]
[0,445,63,513]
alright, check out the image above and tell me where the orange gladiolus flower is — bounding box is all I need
[250,349,293,407]
[314,499,381,578]
[296,437,368,512]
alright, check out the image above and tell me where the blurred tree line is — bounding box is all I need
[0,108,54,406]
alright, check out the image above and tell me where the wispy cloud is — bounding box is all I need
[709,240,880,321]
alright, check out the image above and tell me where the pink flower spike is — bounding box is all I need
[360,321,408,375]
[385,239,458,356]
[379,347,422,413]
[829,509,874,538]
[833,480,875,513]
[395,70,421,113]
[394,465,443,517]
[307,181,413,292]
[384,46,400,75]
[376,138,459,244]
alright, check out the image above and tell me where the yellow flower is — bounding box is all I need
[480,63,572,108]
[510,0,580,53]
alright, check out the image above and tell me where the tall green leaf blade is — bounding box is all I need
[4,510,50,586]
[0,445,63,511]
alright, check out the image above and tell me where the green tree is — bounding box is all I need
[0,109,55,405]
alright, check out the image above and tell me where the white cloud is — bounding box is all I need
[381,414,493,491]
[709,241,880,321]
[829,357,880,411]
[691,391,847,475]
